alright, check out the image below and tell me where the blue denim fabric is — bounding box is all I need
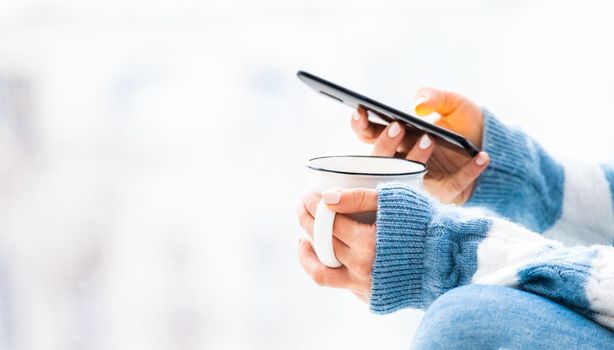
[371,185,492,313]
[411,285,614,350]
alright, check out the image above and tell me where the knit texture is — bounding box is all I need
[467,109,564,233]
[370,185,490,313]
[516,247,595,319]
[370,185,433,313]
[369,111,614,332]
[370,185,614,332]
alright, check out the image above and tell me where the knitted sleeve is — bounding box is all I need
[370,184,614,331]
[467,110,614,246]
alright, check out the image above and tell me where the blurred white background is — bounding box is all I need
[1,0,614,349]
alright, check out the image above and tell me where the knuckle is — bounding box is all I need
[447,177,465,194]
[311,267,328,286]
[406,150,423,163]
[372,137,394,155]
[363,127,378,140]
[461,164,476,179]
[353,190,367,208]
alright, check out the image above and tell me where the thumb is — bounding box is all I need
[321,188,378,214]
[413,87,466,117]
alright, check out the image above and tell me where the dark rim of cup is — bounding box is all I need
[306,155,428,176]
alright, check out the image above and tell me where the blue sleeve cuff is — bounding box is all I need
[466,109,564,232]
[370,184,491,314]
[467,109,530,212]
[369,184,434,314]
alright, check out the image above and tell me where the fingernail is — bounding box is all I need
[418,134,432,149]
[475,152,488,166]
[387,122,401,138]
[414,95,427,107]
[414,95,429,115]
[322,190,341,204]
[294,236,303,247]
[352,112,361,121]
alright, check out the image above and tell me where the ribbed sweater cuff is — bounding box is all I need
[467,109,530,210]
[369,184,434,314]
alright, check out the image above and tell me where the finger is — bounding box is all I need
[330,237,354,267]
[332,235,373,278]
[354,107,369,129]
[331,213,372,247]
[351,108,386,143]
[393,132,421,155]
[443,151,490,196]
[301,192,320,218]
[302,192,370,247]
[321,188,378,214]
[371,122,405,156]
[299,200,357,272]
[296,204,314,238]
[405,134,435,164]
[413,87,466,117]
[297,238,354,288]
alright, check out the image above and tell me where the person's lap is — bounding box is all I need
[411,284,614,350]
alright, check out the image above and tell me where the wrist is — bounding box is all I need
[369,184,434,314]
[467,109,534,210]
[466,109,564,232]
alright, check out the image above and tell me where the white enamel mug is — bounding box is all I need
[306,155,427,268]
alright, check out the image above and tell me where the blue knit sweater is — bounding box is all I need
[370,110,614,331]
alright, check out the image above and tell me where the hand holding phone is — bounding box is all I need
[352,87,484,157]
[298,71,490,205]
[297,71,480,156]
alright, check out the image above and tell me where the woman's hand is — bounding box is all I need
[351,88,489,204]
[296,189,378,303]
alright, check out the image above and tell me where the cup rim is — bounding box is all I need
[306,155,428,177]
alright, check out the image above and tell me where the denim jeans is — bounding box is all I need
[411,285,614,350]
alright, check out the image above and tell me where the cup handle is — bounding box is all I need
[313,199,342,268]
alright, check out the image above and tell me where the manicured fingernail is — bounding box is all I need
[414,95,430,115]
[387,122,401,138]
[295,236,303,247]
[475,152,488,166]
[414,95,427,107]
[322,190,341,204]
[352,112,361,121]
[418,134,432,149]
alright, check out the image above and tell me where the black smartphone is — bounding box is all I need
[297,70,480,157]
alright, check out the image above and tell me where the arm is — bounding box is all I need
[351,86,614,243]
[371,184,614,330]
[467,110,614,245]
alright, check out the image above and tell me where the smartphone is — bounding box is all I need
[297,70,480,157]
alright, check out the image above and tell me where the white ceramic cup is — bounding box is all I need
[306,155,427,268]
